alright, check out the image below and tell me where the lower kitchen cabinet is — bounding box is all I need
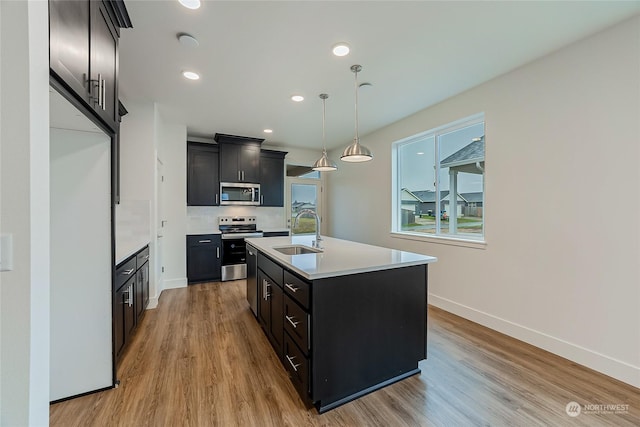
[114,245,149,364]
[187,234,222,283]
[258,255,284,360]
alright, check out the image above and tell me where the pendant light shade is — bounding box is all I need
[341,64,373,163]
[312,93,338,172]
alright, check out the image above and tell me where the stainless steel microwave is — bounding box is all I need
[220,182,261,205]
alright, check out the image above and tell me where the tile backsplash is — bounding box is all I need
[187,206,286,234]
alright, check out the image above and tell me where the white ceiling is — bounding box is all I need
[119,1,639,151]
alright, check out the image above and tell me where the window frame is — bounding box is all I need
[391,113,486,247]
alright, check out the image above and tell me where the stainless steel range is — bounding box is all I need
[219,216,263,281]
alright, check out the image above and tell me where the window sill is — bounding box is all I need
[390,231,487,249]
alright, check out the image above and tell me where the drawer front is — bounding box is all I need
[258,253,283,286]
[283,333,310,399]
[283,270,310,309]
[115,257,137,290]
[136,246,150,269]
[284,295,309,355]
[187,234,220,247]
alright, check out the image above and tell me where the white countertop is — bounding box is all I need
[245,235,437,280]
[116,239,150,265]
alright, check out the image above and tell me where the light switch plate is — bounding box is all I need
[0,234,14,271]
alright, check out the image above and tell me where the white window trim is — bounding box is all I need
[391,113,485,246]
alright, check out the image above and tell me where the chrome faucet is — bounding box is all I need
[293,209,322,249]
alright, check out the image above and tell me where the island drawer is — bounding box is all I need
[284,295,309,355]
[283,270,310,309]
[258,253,283,286]
[115,257,137,291]
[283,333,309,399]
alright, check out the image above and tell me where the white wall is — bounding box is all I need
[158,117,187,290]
[327,17,640,387]
[0,0,50,424]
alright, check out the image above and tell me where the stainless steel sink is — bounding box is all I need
[273,245,322,255]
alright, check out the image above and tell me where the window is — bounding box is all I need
[393,114,485,241]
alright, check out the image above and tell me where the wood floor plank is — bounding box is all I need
[50,281,640,426]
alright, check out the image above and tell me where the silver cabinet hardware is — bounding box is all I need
[285,283,299,293]
[101,79,106,110]
[260,195,263,205]
[241,170,245,181]
[144,255,149,260]
[286,315,300,328]
[262,279,270,300]
[286,354,300,372]
[124,284,133,307]
[215,194,219,204]
[248,250,254,256]
[97,73,103,108]
[122,268,135,275]
[216,247,220,258]
[198,239,212,243]
[238,170,241,181]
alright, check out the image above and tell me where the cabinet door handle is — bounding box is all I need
[260,195,263,205]
[97,74,103,108]
[238,170,241,181]
[101,79,106,111]
[242,170,245,181]
[285,315,300,328]
[285,283,299,293]
[198,239,212,243]
[285,354,301,372]
[215,193,219,204]
[144,255,149,260]
[122,268,135,275]
[248,250,254,256]
[217,247,220,258]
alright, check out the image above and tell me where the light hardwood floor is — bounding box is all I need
[50,280,640,426]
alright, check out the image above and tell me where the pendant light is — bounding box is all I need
[341,64,373,162]
[312,93,338,171]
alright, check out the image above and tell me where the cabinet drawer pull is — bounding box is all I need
[248,250,254,256]
[285,354,301,372]
[122,268,135,275]
[285,283,299,293]
[144,255,149,260]
[198,239,212,243]
[286,315,300,328]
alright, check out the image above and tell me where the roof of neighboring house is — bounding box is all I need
[402,188,483,204]
[440,136,484,168]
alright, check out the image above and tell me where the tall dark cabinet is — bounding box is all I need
[260,149,287,207]
[187,142,220,206]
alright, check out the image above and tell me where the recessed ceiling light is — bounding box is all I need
[178,33,199,48]
[263,129,273,134]
[417,152,424,155]
[291,95,304,102]
[178,0,200,10]
[332,42,350,57]
[182,71,200,80]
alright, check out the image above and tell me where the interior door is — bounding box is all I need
[286,177,322,235]
[156,158,165,295]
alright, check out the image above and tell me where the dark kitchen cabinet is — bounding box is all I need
[187,142,220,206]
[114,258,136,361]
[219,143,261,183]
[49,0,131,132]
[258,254,284,360]
[259,149,287,207]
[135,247,150,322]
[214,134,264,183]
[91,1,119,126]
[49,0,91,105]
[114,245,149,364]
[187,234,222,283]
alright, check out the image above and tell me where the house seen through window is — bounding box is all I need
[394,114,485,240]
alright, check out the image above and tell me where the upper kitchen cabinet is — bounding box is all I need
[187,142,220,206]
[260,149,287,207]
[215,133,264,183]
[49,0,132,132]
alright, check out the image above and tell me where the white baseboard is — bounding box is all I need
[162,277,188,291]
[429,294,640,389]
[146,297,159,310]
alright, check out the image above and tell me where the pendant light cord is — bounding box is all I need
[322,96,327,153]
[354,67,359,142]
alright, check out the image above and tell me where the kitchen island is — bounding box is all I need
[245,235,437,413]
